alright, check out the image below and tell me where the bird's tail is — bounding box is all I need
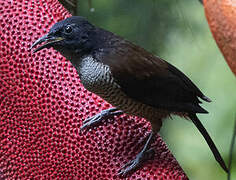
[189,113,228,173]
[227,117,236,180]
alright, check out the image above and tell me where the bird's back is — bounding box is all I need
[89,28,210,114]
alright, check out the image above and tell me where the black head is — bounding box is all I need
[31,16,96,58]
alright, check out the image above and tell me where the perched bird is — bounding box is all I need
[31,16,228,175]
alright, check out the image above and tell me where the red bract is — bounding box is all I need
[0,0,187,179]
[204,0,236,76]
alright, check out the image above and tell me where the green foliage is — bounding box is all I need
[78,0,236,179]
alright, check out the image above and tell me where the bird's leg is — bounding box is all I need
[80,107,123,131]
[118,131,157,176]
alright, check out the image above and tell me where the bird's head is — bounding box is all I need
[31,16,96,59]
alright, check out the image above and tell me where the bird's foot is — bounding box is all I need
[80,107,123,131]
[118,148,155,176]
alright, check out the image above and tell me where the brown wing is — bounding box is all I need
[94,36,210,113]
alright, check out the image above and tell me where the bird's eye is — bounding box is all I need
[65,25,73,34]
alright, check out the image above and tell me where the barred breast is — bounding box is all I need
[78,56,168,131]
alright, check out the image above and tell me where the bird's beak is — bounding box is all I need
[30,34,64,53]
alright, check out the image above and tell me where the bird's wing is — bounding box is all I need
[95,39,210,113]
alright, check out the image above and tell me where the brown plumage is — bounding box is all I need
[94,32,210,113]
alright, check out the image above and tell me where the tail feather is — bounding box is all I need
[227,117,236,180]
[201,95,212,103]
[189,113,228,173]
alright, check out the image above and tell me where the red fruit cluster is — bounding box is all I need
[0,0,187,179]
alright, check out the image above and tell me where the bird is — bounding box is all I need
[31,16,228,175]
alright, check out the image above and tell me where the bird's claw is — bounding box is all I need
[80,114,102,131]
[118,148,155,176]
[118,159,140,176]
[80,108,123,131]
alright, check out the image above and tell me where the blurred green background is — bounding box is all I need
[77,0,236,179]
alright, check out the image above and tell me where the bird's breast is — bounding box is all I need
[78,56,117,94]
[78,56,135,110]
[78,56,168,125]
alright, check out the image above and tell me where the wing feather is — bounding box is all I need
[93,33,210,113]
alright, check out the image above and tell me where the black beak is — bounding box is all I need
[30,34,64,53]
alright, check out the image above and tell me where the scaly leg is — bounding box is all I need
[118,131,157,176]
[80,107,123,131]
